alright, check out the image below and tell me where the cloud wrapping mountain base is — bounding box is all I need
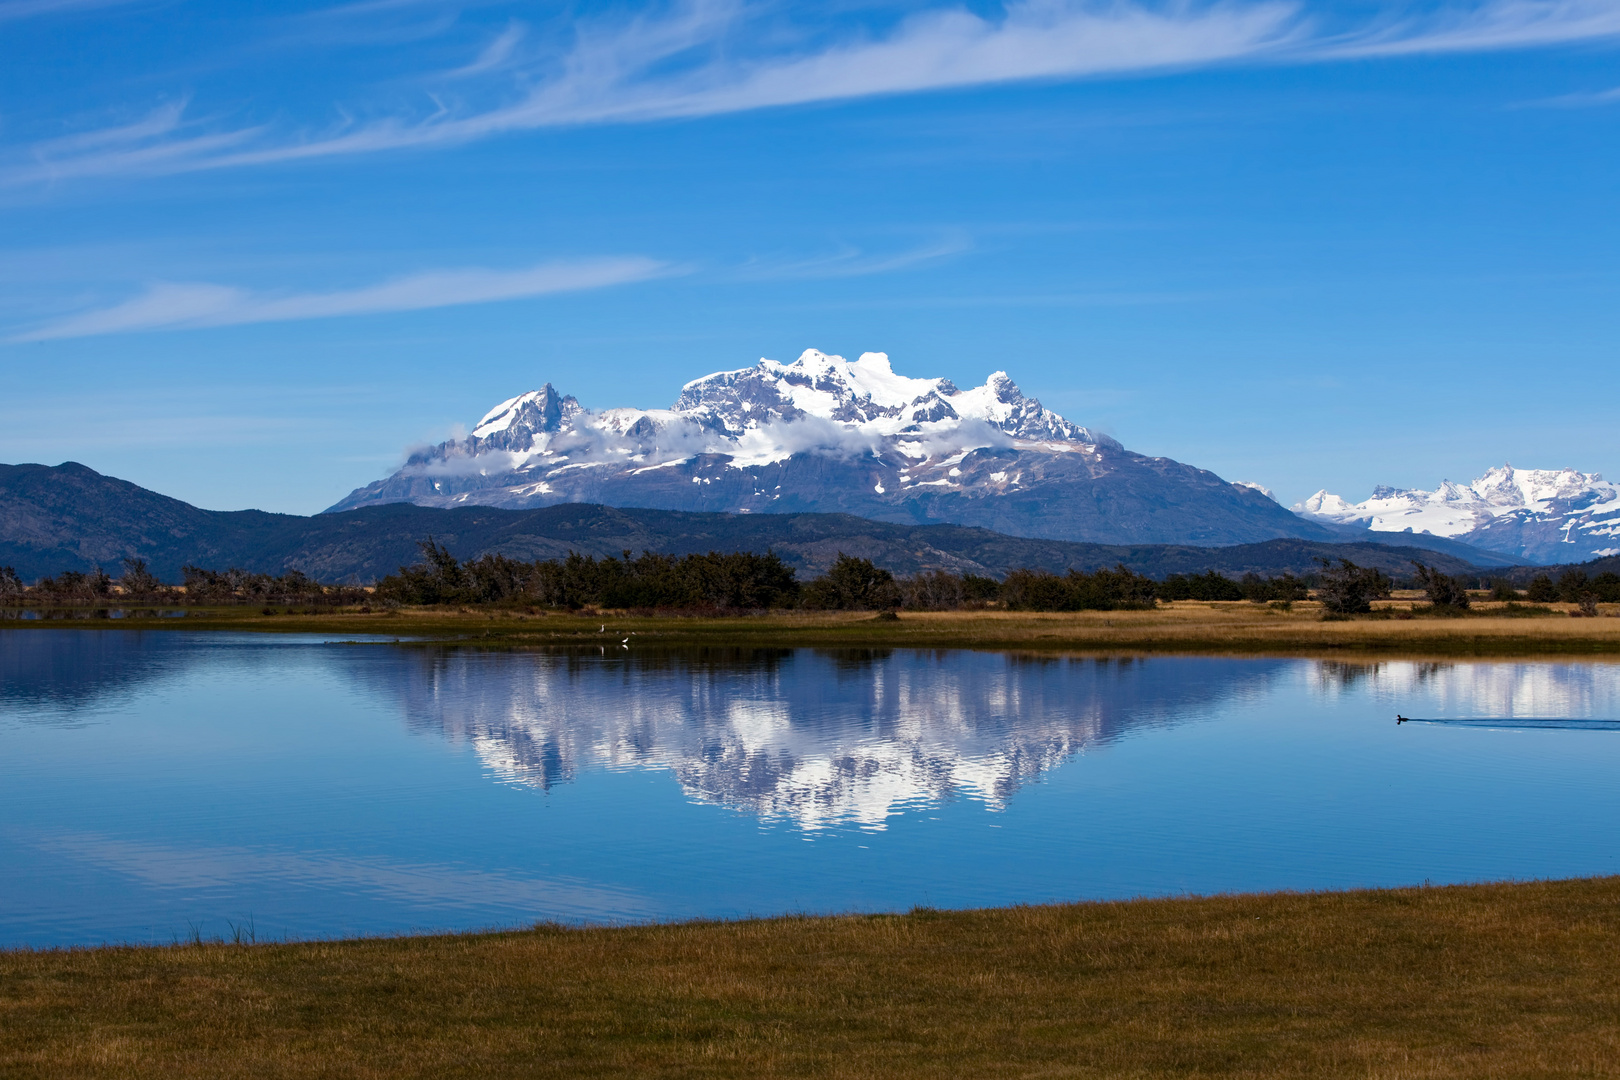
[1295,465,1620,564]
[331,349,1326,547]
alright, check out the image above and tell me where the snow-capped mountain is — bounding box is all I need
[1294,465,1620,564]
[329,349,1324,546]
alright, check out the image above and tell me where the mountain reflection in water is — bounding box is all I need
[359,648,1289,830]
[1312,659,1620,720]
[7,633,1620,834]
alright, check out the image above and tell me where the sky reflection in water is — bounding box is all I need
[3,631,1619,947]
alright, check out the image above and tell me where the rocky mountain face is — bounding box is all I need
[329,349,1327,547]
[1295,465,1620,564]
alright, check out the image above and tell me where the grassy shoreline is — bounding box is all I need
[5,877,1620,1077]
[6,599,1620,656]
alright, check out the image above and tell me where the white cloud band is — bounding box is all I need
[14,257,672,341]
[10,0,1620,183]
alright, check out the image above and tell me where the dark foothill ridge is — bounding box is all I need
[4,461,1585,586]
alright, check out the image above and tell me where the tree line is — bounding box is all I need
[2,546,1615,614]
[369,542,1326,613]
[1519,570,1620,605]
[0,559,367,607]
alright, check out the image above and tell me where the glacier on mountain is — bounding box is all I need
[1294,465,1620,564]
[328,348,1322,547]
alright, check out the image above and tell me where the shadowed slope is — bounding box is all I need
[2,462,1519,582]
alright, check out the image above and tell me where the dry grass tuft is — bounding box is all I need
[5,878,1620,1077]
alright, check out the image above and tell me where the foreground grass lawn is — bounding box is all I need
[5,878,1620,1078]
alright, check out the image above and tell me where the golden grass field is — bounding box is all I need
[18,596,1618,656]
[5,878,1620,1078]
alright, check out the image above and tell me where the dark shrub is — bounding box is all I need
[1316,559,1392,615]
[1526,574,1557,602]
[1272,573,1310,602]
[1592,573,1620,603]
[380,543,799,610]
[1237,572,1310,603]
[1001,565,1156,612]
[1412,562,1471,610]
[35,569,111,601]
[462,552,535,604]
[181,564,359,606]
[1000,569,1074,611]
[118,557,164,598]
[962,574,1002,604]
[376,538,470,605]
[899,570,966,611]
[1489,579,1520,601]
[1158,571,1244,602]
[803,554,901,611]
[1556,570,1591,603]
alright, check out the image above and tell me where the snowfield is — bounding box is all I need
[1295,466,1620,563]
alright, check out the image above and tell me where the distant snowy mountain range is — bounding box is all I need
[330,349,1324,547]
[1294,466,1620,564]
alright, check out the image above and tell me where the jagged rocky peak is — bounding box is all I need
[958,369,1099,443]
[675,349,949,430]
[674,348,1108,444]
[469,384,584,452]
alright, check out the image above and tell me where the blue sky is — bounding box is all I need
[1,0,1617,515]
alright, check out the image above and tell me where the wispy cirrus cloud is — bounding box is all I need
[13,256,673,340]
[6,0,1304,180]
[1321,0,1620,56]
[10,0,1620,183]
[444,19,526,78]
[13,99,266,185]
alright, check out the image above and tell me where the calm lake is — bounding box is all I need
[4,630,1619,947]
